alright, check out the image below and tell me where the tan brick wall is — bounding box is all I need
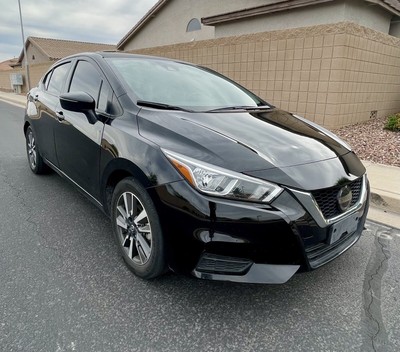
[0,62,52,94]
[334,32,400,127]
[0,70,14,92]
[129,22,400,128]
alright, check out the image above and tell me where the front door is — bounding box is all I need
[33,61,72,166]
[54,59,110,200]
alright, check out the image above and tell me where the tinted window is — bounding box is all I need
[47,62,71,94]
[42,71,52,90]
[69,60,107,110]
[98,81,110,112]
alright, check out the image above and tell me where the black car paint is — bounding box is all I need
[137,108,364,190]
[24,52,369,283]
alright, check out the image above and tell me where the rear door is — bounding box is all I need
[31,61,72,166]
[54,58,111,200]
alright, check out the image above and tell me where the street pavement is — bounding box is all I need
[1,100,400,352]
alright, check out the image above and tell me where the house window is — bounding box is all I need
[186,18,201,32]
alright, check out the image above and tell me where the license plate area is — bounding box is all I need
[328,213,359,245]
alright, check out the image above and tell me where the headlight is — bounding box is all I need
[163,150,282,203]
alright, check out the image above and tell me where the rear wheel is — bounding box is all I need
[111,177,166,279]
[25,126,48,174]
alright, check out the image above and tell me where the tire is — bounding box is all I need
[111,177,166,279]
[25,126,48,174]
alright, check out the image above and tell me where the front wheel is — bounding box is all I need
[111,177,167,279]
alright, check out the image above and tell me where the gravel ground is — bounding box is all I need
[332,117,400,167]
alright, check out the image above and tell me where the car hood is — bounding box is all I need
[137,108,365,190]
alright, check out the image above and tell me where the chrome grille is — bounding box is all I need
[311,178,363,219]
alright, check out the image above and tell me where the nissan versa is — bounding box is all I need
[24,52,369,284]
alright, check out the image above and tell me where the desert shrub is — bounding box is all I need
[384,113,400,131]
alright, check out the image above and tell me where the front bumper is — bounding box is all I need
[149,175,369,284]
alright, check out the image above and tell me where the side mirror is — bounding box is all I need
[60,92,97,124]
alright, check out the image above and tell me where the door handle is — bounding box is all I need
[56,110,65,121]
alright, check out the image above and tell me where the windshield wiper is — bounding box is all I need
[137,100,193,112]
[204,105,271,113]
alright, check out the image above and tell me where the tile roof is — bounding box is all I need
[0,58,18,71]
[380,0,400,12]
[365,0,400,13]
[18,37,116,63]
[203,0,400,26]
[202,0,334,26]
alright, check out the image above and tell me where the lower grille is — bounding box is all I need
[196,253,253,275]
[312,177,363,219]
[305,229,360,268]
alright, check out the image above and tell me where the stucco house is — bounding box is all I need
[116,0,400,128]
[118,0,271,51]
[0,37,115,93]
[118,0,400,50]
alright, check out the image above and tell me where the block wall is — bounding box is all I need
[130,22,400,128]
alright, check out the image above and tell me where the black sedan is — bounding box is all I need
[24,52,369,284]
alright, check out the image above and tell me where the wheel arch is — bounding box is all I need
[101,158,153,216]
[23,121,31,135]
[23,122,43,155]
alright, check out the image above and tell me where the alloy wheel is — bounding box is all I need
[115,191,153,265]
[27,130,37,170]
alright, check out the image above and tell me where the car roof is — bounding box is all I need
[60,51,188,65]
[43,51,200,103]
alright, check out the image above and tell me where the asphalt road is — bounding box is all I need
[0,100,399,352]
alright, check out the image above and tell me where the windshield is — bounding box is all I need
[106,57,265,111]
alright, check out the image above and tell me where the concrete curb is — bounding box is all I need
[363,161,400,216]
[370,192,400,214]
[367,206,400,229]
[369,192,400,228]
[0,92,26,108]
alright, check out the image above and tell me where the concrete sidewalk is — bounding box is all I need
[364,161,400,212]
[364,161,400,228]
[0,91,26,107]
[0,90,399,226]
